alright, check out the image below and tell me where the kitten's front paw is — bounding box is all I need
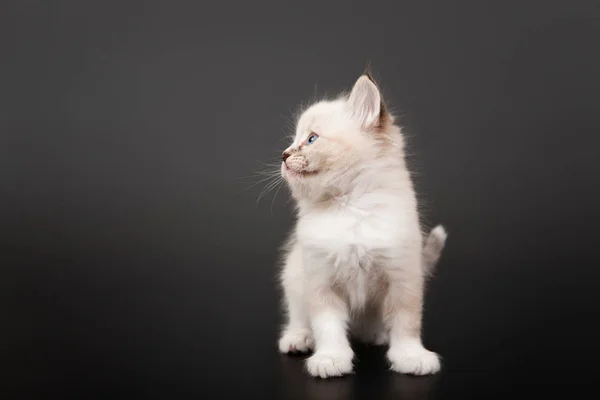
[305,350,354,378]
[387,344,441,375]
[278,329,314,354]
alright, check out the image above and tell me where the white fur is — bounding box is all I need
[277,74,447,378]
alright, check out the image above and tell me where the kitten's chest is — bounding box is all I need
[298,207,398,309]
[296,206,397,259]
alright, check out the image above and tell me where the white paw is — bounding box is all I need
[373,331,389,346]
[388,344,441,375]
[305,351,354,378]
[278,329,314,354]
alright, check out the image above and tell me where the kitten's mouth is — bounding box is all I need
[283,162,318,178]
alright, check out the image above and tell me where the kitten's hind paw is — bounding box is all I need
[373,331,389,346]
[278,329,314,354]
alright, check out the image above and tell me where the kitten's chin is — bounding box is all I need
[281,162,318,180]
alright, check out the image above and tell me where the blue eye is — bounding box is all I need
[307,133,319,145]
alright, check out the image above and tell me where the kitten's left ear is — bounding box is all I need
[347,74,387,130]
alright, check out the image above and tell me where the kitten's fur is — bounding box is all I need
[277,73,447,378]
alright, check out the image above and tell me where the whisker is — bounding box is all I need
[236,170,278,181]
[257,176,281,198]
[270,179,285,214]
[254,175,284,210]
[241,174,281,191]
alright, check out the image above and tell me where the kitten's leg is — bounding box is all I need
[305,284,354,378]
[278,243,314,354]
[384,253,441,375]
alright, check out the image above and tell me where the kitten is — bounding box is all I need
[277,72,447,378]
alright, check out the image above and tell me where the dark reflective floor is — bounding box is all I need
[4,247,599,398]
[2,0,600,398]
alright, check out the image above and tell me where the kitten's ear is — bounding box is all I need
[347,74,384,130]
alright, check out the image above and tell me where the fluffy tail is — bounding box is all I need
[422,225,448,276]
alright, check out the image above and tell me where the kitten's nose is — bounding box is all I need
[282,151,291,162]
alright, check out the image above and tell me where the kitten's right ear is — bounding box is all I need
[347,75,383,131]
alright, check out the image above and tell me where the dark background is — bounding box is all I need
[2,1,599,398]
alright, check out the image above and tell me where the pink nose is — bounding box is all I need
[282,151,291,162]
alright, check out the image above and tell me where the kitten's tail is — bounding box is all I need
[422,225,448,276]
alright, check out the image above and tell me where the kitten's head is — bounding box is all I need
[281,73,400,203]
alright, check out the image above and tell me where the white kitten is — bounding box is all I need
[277,72,447,378]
